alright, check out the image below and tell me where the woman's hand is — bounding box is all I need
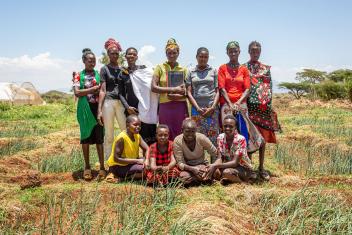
[204,164,217,180]
[202,107,215,117]
[127,106,139,115]
[136,158,144,165]
[172,84,186,95]
[97,111,104,126]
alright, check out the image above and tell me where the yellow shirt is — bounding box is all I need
[153,62,187,103]
[107,131,141,167]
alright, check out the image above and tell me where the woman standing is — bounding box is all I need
[218,41,264,154]
[151,38,188,140]
[186,47,219,150]
[119,47,159,145]
[73,48,106,180]
[244,41,280,180]
[98,38,126,160]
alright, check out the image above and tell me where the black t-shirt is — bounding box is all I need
[100,65,122,100]
[119,67,139,109]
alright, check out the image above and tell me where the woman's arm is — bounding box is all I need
[74,85,100,97]
[235,89,250,105]
[164,153,177,170]
[186,85,203,112]
[97,82,106,125]
[114,139,143,165]
[139,137,149,158]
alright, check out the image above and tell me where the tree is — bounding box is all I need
[327,69,352,83]
[295,69,327,84]
[99,51,126,66]
[278,82,311,99]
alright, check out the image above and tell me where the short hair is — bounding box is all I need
[126,114,139,124]
[248,41,261,52]
[223,115,237,126]
[156,124,169,132]
[125,47,138,54]
[196,47,209,56]
[182,118,196,129]
[82,48,95,62]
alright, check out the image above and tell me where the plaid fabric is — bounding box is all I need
[148,141,173,166]
[145,167,180,185]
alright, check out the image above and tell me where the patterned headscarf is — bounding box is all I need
[104,38,122,52]
[165,38,180,52]
[226,41,240,51]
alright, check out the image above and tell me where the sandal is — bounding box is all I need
[105,173,119,183]
[259,170,270,180]
[83,169,93,180]
[97,170,107,181]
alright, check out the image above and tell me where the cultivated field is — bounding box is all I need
[0,95,351,234]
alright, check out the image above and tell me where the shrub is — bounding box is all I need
[313,81,347,100]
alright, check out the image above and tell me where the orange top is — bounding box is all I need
[218,64,250,105]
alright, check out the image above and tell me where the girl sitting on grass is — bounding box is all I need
[205,115,256,184]
[145,124,180,186]
[106,115,148,182]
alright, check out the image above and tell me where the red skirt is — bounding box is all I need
[255,124,277,144]
[145,166,180,185]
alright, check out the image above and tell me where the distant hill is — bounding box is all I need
[41,90,72,103]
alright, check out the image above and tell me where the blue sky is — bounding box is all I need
[0,0,351,92]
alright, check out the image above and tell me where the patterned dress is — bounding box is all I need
[217,133,253,169]
[244,61,280,143]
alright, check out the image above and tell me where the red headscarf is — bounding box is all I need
[104,38,122,52]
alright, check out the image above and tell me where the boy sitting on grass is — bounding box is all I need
[205,115,256,184]
[144,124,180,186]
[106,115,148,183]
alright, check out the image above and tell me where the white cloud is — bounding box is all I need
[0,52,82,92]
[137,45,156,67]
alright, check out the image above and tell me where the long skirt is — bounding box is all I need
[159,101,189,140]
[221,103,264,153]
[191,106,219,147]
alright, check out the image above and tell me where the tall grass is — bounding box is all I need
[0,139,39,157]
[254,187,352,234]
[30,184,204,234]
[38,147,99,173]
[274,142,352,175]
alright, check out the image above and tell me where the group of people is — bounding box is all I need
[73,37,280,186]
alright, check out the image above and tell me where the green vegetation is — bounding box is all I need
[255,187,352,234]
[38,147,98,173]
[275,107,352,175]
[0,96,351,234]
[279,68,352,101]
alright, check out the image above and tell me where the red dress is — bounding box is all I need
[145,141,180,185]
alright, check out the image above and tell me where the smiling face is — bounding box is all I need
[182,122,197,142]
[166,48,179,63]
[107,47,119,64]
[196,50,209,68]
[125,48,138,66]
[156,127,169,145]
[127,117,141,135]
[223,118,237,137]
[249,46,261,63]
[227,47,240,63]
[84,54,96,70]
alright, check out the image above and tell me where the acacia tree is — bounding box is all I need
[99,51,126,66]
[327,69,352,83]
[296,69,327,84]
[278,82,311,99]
